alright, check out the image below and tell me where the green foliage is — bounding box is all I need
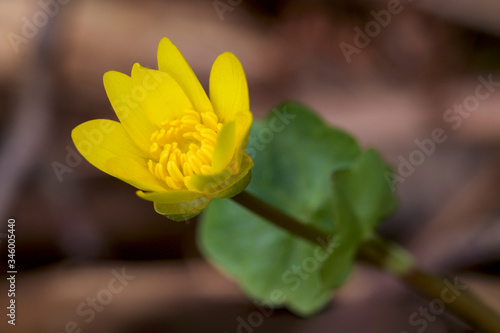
[321,149,396,290]
[199,102,396,315]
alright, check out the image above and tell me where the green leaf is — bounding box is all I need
[199,102,361,315]
[199,102,396,315]
[200,199,333,315]
[318,183,362,291]
[333,149,397,238]
[320,149,397,289]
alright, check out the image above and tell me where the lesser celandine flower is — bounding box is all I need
[72,38,253,221]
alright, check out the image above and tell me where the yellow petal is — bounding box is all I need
[234,111,253,163]
[136,189,203,204]
[107,157,166,192]
[103,71,157,151]
[187,152,253,194]
[211,120,237,174]
[131,63,193,124]
[209,52,249,123]
[72,119,165,192]
[157,38,213,113]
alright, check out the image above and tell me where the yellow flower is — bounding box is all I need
[72,38,253,221]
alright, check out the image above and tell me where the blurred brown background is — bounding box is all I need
[1,0,500,332]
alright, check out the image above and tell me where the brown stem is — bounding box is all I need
[231,191,500,333]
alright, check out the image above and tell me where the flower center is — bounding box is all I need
[148,109,223,189]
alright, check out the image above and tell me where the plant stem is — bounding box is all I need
[231,190,327,245]
[357,239,500,333]
[231,190,500,333]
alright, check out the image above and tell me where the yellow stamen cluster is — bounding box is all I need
[148,109,223,189]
